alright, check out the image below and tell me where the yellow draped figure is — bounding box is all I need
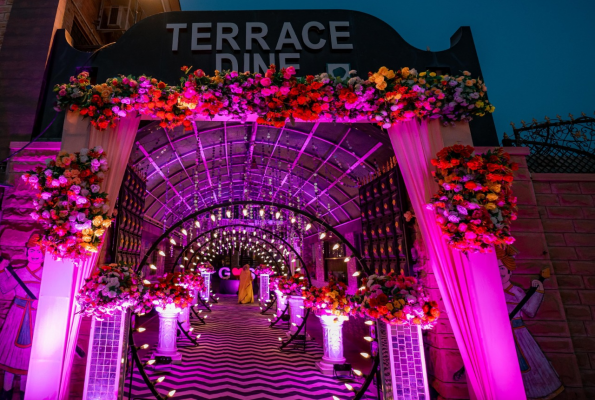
[238,264,254,304]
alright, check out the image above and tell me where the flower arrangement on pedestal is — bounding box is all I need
[303,280,352,317]
[22,146,111,259]
[76,264,151,319]
[53,66,494,132]
[197,263,215,274]
[177,271,205,292]
[144,273,194,311]
[253,264,275,276]
[351,273,440,329]
[272,273,306,296]
[427,145,518,253]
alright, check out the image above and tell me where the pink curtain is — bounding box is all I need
[387,119,526,400]
[58,115,140,398]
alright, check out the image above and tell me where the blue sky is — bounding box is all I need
[180,0,595,139]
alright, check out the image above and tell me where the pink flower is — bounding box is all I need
[464,231,477,240]
[260,77,271,87]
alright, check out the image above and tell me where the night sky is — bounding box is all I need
[180,0,595,140]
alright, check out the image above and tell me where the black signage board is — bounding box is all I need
[38,10,497,145]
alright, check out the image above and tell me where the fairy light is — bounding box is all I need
[143,280,151,285]
[155,376,165,384]
[332,243,340,250]
[352,369,363,377]
[136,327,146,333]
[210,213,216,222]
[169,237,176,245]
[195,220,200,228]
[149,264,157,270]
[181,229,188,236]
[352,270,360,277]
[305,223,312,231]
[344,256,351,262]
[319,232,326,239]
[167,390,176,397]
[345,383,354,391]
[259,208,265,217]
[159,250,166,256]
[363,336,373,342]
[360,352,370,358]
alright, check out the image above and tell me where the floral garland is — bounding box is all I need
[351,273,439,329]
[144,273,194,311]
[303,280,352,317]
[253,264,275,276]
[197,263,215,274]
[427,145,518,253]
[53,66,494,131]
[272,273,306,296]
[76,264,150,319]
[177,271,205,292]
[22,146,112,259]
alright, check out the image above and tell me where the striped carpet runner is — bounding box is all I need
[126,295,378,399]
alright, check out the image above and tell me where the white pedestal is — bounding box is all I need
[82,311,129,400]
[315,314,347,376]
[377,322,430,400]
[178,307,190,331]
[200,272,211,301]
[259,274,270,306]
[275,290,287,318]
[192,289,199,306]
[154,306,183,364]
[287,295,305,336]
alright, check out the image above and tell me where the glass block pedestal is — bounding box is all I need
[287,295,308,338]
[82,311,130,400]
[200,272,211,301]
[377,322,430,400]
[275,290,287,318]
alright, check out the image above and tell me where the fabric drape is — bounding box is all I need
[387,119,526,400]
[238,270,254,304]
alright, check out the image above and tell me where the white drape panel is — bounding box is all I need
[387,119,525,400]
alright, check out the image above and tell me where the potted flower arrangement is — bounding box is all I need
[76,264,150,319]
[427,145,518,253]
[198,263,215,274]
[351,272,439,329]
[274,273,306,296]
[22,146,111,260]
[303,280,352,318]
[144,273,194,312]
[253,264,275,276]
[177,271,205,292]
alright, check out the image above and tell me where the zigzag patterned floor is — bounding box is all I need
[126,295,377,400]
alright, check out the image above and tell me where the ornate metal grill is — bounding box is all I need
[507,113,595,173]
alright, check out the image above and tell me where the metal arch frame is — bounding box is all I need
[138,200,368,276]
[188,234,290,273]
[144,148,358,221]
[176,223,310,283]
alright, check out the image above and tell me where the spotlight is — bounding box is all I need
[181,229,188,236]
[305,223,311,231]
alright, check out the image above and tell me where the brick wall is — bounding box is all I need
[532,174,595,399]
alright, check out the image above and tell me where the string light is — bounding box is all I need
[167,390,176,397]
[181,229,188,236]
[319,232,326,239]
[259,208,265,217]
[305,223,311,231]
[149,264,157,270]
[195,220,200,228]
[360,352,370,358]
[352,270,360,277]
[344,256,351,262]
[352,369,363,376]
[210,213,216,222]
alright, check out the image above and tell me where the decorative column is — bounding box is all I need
[315,314,348,375]
[259,274,270,306]
[82,311,130,400]
[193,289,200,306]
[275,290,287,318]
[287,295,305,336]
[376,322,430,400]
[200,272,211,301]
[154,305,183,364]
[178,307,191,331]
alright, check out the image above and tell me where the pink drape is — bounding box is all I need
[387,119,526,400]
[26,113,140,399]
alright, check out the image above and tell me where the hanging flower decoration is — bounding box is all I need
[76,264,151,319]
[303,280,353,317]
[22,146,111,260]
[143,273,194,311]
[197,263,215,274]
[177,271,206,292]
[272,273,306,296]
[253,264,275,276]
[351,273,439,329]
[53,66,494,131]
[427,145,518,253]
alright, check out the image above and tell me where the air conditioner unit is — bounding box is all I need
[105,6,128,29]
